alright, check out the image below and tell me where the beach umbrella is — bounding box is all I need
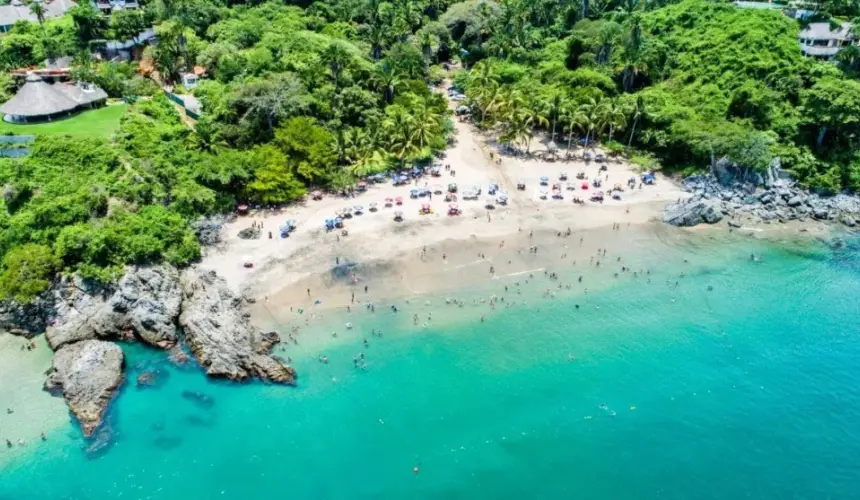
[358,181,367,188]
[369,202,378,208]
[395,196,403,203]
[410,188,419,196]
[385,197,393,203]
[540,176,549,183]
[421,203,431,209]
[449,203,459,209]
[547,140,558,151]
[354,205,363,212]
[581,183,589,190]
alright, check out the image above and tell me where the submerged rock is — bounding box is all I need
[178,269,296,384]
[43,340,124,437]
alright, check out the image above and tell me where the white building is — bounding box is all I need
[798,22,857,59]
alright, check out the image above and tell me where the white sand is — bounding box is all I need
[198,88,687,300]
[0,333,69,452]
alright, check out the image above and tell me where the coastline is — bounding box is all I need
[0,88,850,448]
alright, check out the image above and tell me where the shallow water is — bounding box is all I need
[2,230,860,499]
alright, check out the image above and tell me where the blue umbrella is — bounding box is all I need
[540,176,549,183]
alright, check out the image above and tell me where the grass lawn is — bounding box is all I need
[0,104,127,139]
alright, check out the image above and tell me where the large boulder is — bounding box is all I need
[47,266,182,350]
[178,269,296,385]
[43,340,124,437]
[662,200,724,227]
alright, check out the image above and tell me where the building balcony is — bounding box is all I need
[799,43,841,58]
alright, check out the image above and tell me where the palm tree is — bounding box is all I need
[469,60,499,90]
[411,101,442,150]
[620,15,648,91]
[510,107,549,155]
[383,107,418,167]
[561,104,587,154]
[540,90,566,141]
[603,99,627,144]
[578,96,607,149]
[29,1,46,33]
[626,95,648,148]
[416,29,436,61]
[372,63,404,104]
[321,43,351,91]
[472,82,502,127]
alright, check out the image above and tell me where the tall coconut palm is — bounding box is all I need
[29,1,46,32]
[372,62,404,104]
[603,99,628,144]
[540,90,566,141]
[578,96,607,149]
[469,60,499,90]
[626,95,648,148]
[561,104,588,153]
[321,42,351,91]
[473,82,503,126]
[411,101,442,150]
[383,107,418,167]
[511,107,549,155]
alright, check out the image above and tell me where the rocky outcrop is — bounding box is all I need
[0,294,55,338]
[179,269,296,384]
[662,200,723,226]
[47,266,182,350]
[5,264,296,439]
[43,340,124,437]
[664,168,860,228]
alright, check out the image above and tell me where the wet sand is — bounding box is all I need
[0,333,69,452]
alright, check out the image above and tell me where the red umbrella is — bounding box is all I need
[421,203,431,209]
[581,183,589,190]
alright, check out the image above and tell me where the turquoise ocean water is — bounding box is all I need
[2,230,860,499]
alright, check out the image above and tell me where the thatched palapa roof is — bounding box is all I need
[1,75,107,118]
[1,75,78,118]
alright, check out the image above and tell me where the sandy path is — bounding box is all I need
[198,85,688,299]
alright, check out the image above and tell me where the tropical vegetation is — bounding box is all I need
[1,0,859,301]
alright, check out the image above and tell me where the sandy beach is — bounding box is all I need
[199,89,688,310]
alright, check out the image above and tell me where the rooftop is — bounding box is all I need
[1,75,106,118]
[799,22,854,41]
